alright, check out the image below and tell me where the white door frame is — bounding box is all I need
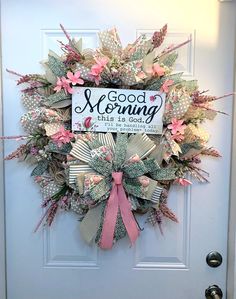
[0,1,235,298]
[224,2,236,297]
[0,2,6,297]
[227,19,236,299]
[227,104,236,299]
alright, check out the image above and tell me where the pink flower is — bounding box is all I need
[136,61,142,68]
[95,57,109,67]
[152,64,165,77]
[175,178,192,186]
[90,64,103,75]
[54,77,64,93]
[137,71,146,80]
[92,175,103,184]
[89,66,103,85]
[89,57,108,85]
[84,116,92,129]
[172,95,179,102]
[171,132,185,142]
[54,77,73,94]
[45,109,58,117]
[34,176,42,183]
[67,71,84,85]
[51,126,74,147]
[129,154,141,163]
[101,146,113,162]
[150,95,155,102]
[138,176,150,187]
[66,154,76,162]
[161,79,174,93]
[167,118,186,135]
[165,103,172,111]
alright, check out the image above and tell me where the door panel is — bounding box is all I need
[2,1,236,298]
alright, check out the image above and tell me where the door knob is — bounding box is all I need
[206,251,223,268]
[205,285,223,299]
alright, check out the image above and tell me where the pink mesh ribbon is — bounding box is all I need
[100,172,140,249]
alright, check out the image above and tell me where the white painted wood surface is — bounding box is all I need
[1,1,236,298]
[0,8,6,299]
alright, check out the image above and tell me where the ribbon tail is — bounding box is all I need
[118,185,140,246]
[79,204,104,245]
[100,183,119,249]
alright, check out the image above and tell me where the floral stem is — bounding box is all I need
[60,23,72,43]
[159,39,191,58]
[6,68,24,77]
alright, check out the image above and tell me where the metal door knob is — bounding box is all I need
[206,251,223,268]
[205,285,223,299]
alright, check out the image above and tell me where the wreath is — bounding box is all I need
[4,24,229,249]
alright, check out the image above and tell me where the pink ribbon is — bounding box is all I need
[100,172,140,249]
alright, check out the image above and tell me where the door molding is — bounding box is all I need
[0,2,7,298]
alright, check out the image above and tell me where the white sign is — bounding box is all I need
[72,87,166,134]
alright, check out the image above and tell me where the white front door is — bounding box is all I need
[2,1,236,299]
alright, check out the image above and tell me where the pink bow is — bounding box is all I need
[100,172,140,249]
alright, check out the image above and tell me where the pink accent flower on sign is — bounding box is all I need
[84,116,92,129]
[161,79,174,93]
[167,118,186,135]
[51,126,74,147]
[67,71,84,85]
[150,95,155,102]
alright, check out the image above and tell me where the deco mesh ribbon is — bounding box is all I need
[3,24,229,249]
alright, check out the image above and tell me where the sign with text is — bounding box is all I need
[72,87,165,134]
